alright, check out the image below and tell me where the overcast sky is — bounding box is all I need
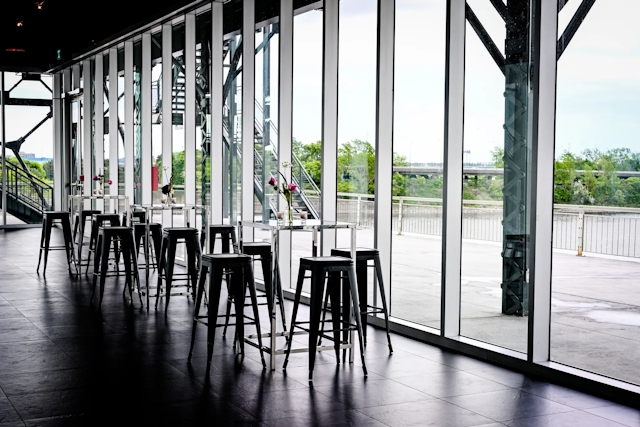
[4,0,639,164]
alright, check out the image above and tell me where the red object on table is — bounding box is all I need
[79,175,84,182]
[152,166,158,191]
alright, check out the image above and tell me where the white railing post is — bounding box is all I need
[356,194,362,229]
[398,197,404,235]
[577,208,585,256]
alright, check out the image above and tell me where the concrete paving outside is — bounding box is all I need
[274,227,640,387]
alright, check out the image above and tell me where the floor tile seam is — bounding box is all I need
[311,383,438,410]
[261,408,395,427]
[387,375,520,399]
[500,408,631,427]
[584,405,640,426]
[516,385,620,410]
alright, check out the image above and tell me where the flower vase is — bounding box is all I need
[164,194,173,207]
[286,206,293,225]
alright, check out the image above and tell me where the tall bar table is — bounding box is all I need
[68,194,130,272]
[133,203,210,310]
[238,219,356,370]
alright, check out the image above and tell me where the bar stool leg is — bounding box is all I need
[232,269,245,356]
[163,238,178,313]
[189,264,209,361]
[91,233,103,303]
[282,267,306,370]
[98,234,112,308]
[155,235,169,310]
[126,231,143,306]
[61,217,75,274]
[244,264,266,369]
[355,260,368,346]
[36,218,47,273]
[206,263,224,374]
[185,239,199,300]
[120,234,134,302]
[307,267,326,381]
[346,265,367,376]
[328,271,343,362]
[373,253,393,353]
[42,215,54,274]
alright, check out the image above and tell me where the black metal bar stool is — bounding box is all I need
[91,225,142,308]
[327,248,393,353]
[73,209,101,244]
[133,223,162,269]
[207,224,238,337]
[155,227,201,312]
[207,224,238,254]
[188,253,266,373]
[84,213,121,273]
[283,256,367,382]
[37,211,77,275]
[241,242,287,334]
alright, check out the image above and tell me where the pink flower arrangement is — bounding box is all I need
[92,169,111,187]
[267,162,297,212]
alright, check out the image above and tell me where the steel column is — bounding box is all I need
[242,0,256,240]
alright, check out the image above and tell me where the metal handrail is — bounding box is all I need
[0,160,53,215]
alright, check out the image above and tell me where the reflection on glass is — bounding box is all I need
[390,0,445,329]
[338,0,377,250]
[117,48,125,195]
[133,41,142,204]
[551,0,640,385]
[172,23,186,204]
[104,54,111,195]
[151,32,162,204]
[196,12,212,210]
[223,35,242,224]
[460,0,532,353]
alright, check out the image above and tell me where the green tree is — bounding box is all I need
[43,160,54,181]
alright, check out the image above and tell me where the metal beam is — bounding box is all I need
[466,3,506,75]
[557,0,596,60]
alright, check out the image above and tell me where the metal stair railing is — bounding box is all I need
[0,160,53,221]
[253,100,321,218]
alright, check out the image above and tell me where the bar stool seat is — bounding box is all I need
[283,256,367,382]
[330,247,392,352]
[37,211,76,275]
[188,253,266,373]
[241,242,287,334]
[91,226,141,308]
[156,227,201,313]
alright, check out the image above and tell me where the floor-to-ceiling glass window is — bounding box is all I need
[289,8,323,290]
[0,72,54,225]
[196,11,211,209]
[104,54,111,195]
[551,0,640,385]
[338,0,377,249]
[117,49,125,195]
[460,0,532,353]
[133,40,143,204]
[151,31,163,204]
[390,0,446,330]
[223,34,242,224]
[172,23,186,204]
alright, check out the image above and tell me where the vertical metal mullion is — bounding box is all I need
[375,0,395,308]
[62,68,72,211]
[1,72,5,225]
[53,72,63,210]
[125,41,135,204]
[279,0,294,289]
[142,33,153,205]
[321,0,339,254]
[211,2,224,224]
[95,55,105,212]
[162,25,173,223]
[528,0,557,363]
[72,64,81,90]
[242,0,256,241]
[441,0,465,337]
[109,48,119,203]
[185,13,196,212]
[82,60,93,204]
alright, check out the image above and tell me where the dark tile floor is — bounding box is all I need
[1,227,639,426]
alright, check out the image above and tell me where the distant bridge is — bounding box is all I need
[393,166,640,179]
